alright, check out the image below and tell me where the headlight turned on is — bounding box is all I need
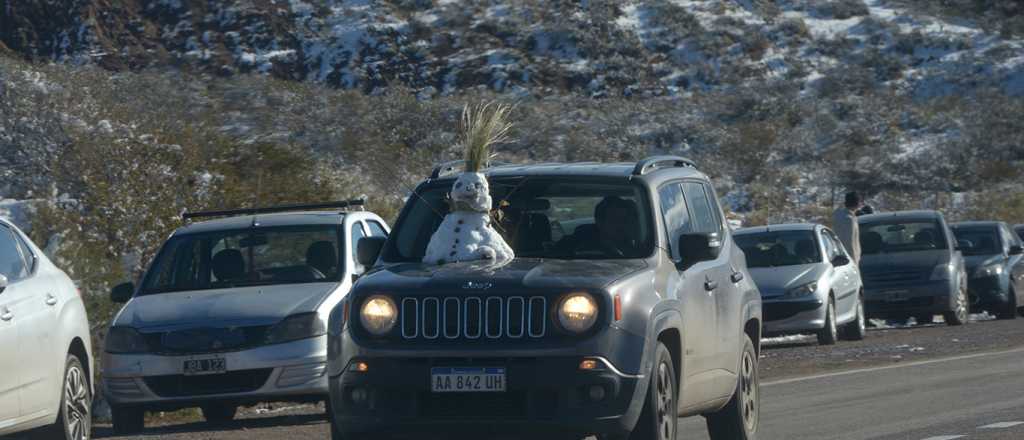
[786,282,818,298]
[930,262,955,280]
[267,312,327,344]
[977,264,1004,278]
[559,293,599,334]
[360,295,398,336]
[105,326,150,354]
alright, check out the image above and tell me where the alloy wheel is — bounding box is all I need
[740,350,759,433]
[655,362,673,440]
[856,299,866,335]
[828,302,838,340]
[956,283,968,323]
[64,363,91,440]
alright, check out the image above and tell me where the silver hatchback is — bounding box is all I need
[101,202,388,434]
[735,223,866,345]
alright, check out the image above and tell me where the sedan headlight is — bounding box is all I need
[786,282,818,298]
[930,263,955,280]
[558,293,599,334]
[360,295,398,336]
[976,264,1004,278]
[266,313,326,345]
[105,326,150,354]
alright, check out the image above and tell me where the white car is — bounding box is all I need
[0,218,94,440]
[102,201,388,434]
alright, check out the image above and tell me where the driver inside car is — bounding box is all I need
[557,196,641,257]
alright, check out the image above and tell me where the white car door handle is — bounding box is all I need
[45,294,58,306]
[0,308,11,321]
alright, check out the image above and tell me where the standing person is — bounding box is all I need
[833,191,864,263]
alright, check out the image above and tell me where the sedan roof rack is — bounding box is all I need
[430,160,510,179]
[632,156,698,176]
[182,199,366,221]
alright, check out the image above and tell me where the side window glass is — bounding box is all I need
[351,223,367,262]
[821,231,837,259]
[367,221,388,237]
[658,183,691,260]
[0,226,28,282]
[681,182,718,234]
[12,231,36,274]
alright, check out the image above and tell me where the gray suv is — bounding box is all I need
[327,157,763,440]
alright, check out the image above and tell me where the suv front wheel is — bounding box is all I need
[706,335,759,440]
[629,342,677,440]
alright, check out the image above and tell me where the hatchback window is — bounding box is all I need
[0,226,28,282]
[735,231,821,268]
[141,226,343,295]
[860,220,948,255]
[385,178,655,261]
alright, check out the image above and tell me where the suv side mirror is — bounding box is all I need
[831,254,850,267]
[1010,245,1024,256]
[0,274,8,294]
[357,236,387,268]
[678,232,722,268]
[110,282,135,303]
[956,239,973,252]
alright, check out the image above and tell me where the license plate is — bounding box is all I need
[431,367,505,393]
[183,356,227,376]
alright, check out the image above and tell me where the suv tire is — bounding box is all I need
[629,342,677,440]
[33,354,91,440]
[201,404,237,424]
[817,297,838,346]
[111,405,145,435]
[841,295,867,341]
[943,280,969,326]
[706,335,759,440]
[996,288,1017,320]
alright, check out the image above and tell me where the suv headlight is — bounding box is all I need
[786,282,818,298]
[105,326,150,354]
[976,264,1003,278]
[558,293,599,334]
[267,313,326,345]
[930,263,955,280]
[360,295,398,336]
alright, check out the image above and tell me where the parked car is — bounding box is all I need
[951,221,1024,319]
[102,201,389,434]
[0,218,94,440]
[735,224,865,345]
[857,210,968,325]
[327,157,763,440]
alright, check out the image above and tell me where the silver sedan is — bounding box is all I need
[735,223,866,345]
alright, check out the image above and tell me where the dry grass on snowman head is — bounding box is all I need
[461,102,514,173]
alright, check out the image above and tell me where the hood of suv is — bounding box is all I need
[357,258,649,293]
[859,250,949,274]
[114,283,340,331]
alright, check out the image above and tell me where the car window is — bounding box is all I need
[1016,226,1024,243]
[735,230,821,268]
[658,182,691,260]
[351,223,367,262]
[681,182,719,234]
[12,232,36,274]
[821,231,838,259]
[860,220,949,255]
[952,227,1000,256]
[0,226,29,282]
[141,226,343,295]
[1000,225,1018,249]
[825,230,847,259]
[367,220,388,237]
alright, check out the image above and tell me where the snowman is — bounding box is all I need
[423,103,515,266]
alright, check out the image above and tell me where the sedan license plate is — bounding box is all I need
[431,367,505,393]
[183,356,227,376]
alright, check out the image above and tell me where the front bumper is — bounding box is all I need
[761,298,826,335]
[102,336,329,410]
[863,279,956,318]
[966,275,1011,311]
[329,356,642,437]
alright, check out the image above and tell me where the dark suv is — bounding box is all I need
[327,157,763,440]
[951,221,1024,319]
[858,210,969,325]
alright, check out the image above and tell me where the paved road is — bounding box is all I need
[24,317,1022,440]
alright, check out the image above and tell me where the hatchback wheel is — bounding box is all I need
[630,342,677,440]
[34,355,91,440]
[842,295,867,341]
[817,297,838,345]
[944,280,969,326]
[707,335,759,440]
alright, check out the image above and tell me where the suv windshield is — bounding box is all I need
[952,227,1001,256]
[385,178,654,261]
[860,220,948,255]
[141,225,343,295]
[735,231,821,268]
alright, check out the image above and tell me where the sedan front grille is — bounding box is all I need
[400,296,548,341]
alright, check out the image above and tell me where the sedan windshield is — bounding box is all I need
[860,221,948,255]
[385,178,654,261]
[141,226,343,295]
[735,231,821,268]
[952,227,1001,256]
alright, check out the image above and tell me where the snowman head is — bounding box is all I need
[450,172,492,212]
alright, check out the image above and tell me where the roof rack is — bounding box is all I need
[430,160,510,179]
[632,156,698,176]
[182,199,366,221]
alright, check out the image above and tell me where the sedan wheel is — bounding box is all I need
[817,298,838,345]
[944,281,969,326]
[842,295,867,341]
[35,355,91,440]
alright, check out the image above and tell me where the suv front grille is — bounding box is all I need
[400,296,548,341]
